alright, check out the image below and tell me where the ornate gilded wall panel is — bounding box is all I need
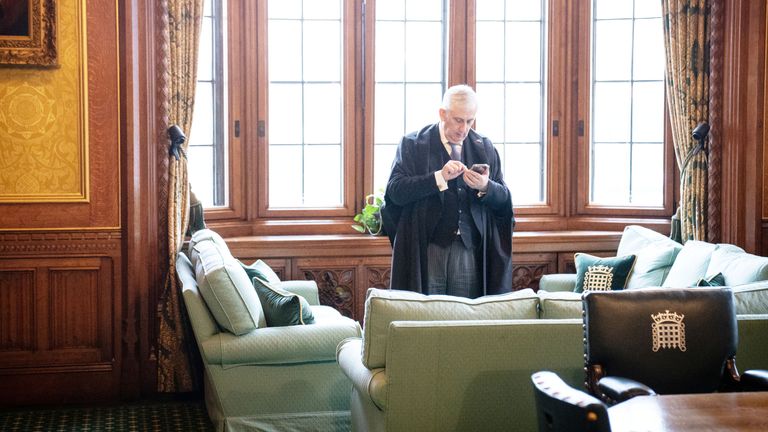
[0,0,88,202]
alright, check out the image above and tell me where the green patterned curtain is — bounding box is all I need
[662,0,710,242]
[157,0,204,392]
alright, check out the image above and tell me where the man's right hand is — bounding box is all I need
[440,160,466,181]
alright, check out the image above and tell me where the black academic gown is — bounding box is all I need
[382,123,515,295]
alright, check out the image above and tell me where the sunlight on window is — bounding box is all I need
[590,0,664,206]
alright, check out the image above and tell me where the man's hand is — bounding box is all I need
[463,167,489,192]
[441,160,466,181]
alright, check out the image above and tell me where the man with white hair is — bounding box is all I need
[383,84,514,297]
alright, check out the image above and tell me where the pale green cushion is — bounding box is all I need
[704,246,768,286]
[188,228,227,256]
[252,277,315,327]
[537,291,583,319]
[733,282,768,315]
[362,288,539,369]
[662,240,717,287]
[248,259,281,284]
[192,239,266,335]
[616,226,682,289]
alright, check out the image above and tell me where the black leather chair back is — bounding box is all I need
[584,287,737,395]
[532,371,611,432]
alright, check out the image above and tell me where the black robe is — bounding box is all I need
[382,123,515,295]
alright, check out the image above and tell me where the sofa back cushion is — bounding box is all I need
[617,225,682,289]
[703,244,768,287]
[362,288,539,369]
[662,240,717,288]
[190,236,266,335]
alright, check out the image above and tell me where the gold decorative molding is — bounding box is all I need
[0,0,88,202]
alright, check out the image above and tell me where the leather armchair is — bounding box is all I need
[583,287,768,405]
[531,371,611,432]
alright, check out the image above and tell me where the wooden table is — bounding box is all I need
[608,392,768,432]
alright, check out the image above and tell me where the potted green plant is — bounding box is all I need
[352,191,384,235]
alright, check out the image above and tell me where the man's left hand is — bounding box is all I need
[463,168,489,192]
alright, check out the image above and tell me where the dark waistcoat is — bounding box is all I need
[430,151,480,248]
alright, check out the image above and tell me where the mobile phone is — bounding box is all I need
[470,163,489,174]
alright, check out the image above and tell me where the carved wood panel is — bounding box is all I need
[0,270,35,352]
[299,267,356,319]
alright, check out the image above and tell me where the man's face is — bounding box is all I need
[439,103,477,144]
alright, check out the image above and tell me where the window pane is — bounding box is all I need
[404,83,442,134]
[375,22,405,82]
[303,21,341,82]
[269,145,303,207]
[590,2,664,207]
[187,146,215,206]
[374,83,405,144]
[503,143,543,204]
[407,0,442,20]
[304,145,342,205]
[506,0,541,20]
[631,143,664,206]
[405,21,443,82]
[373,144,398,194]
[505,83,541,143]
[632,81,664,143]
[269,0,301,19]
[304,83,341,144]
[592,82,631,143]
[635,1,662,19]
[303,0,341,20]
[268,21,302,82]
[476,2,545,206]
[593,20,632,81]
[376,0,405,20]
[505,22,541,82]
[268,83,303,144]
[267,4,345,208]
[476,22,504,82]
[594,0,632,19]
[592,143,631,204]
[633,18,664,81]
[373,4,445,197]
[191,82,214,145]
[198,18,213,81]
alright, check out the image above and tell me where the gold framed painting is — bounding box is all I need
[0,0,57,66]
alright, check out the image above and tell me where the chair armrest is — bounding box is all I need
[597,376,656,404]
[337,337,388,410]
[276,280,320,305]
[741,369,768,391]
[539,274,577,292]
[201,316,361,366]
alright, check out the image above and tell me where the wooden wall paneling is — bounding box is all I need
[511,253,557,291]
[557,250,615,274]
[0,269,35,353]
[295,258,358,320]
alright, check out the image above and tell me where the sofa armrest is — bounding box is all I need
[539,274,577,292]
[201,315,361,366]
[597,376,656,404]
[276,280,320,305]
[337,337,388,410]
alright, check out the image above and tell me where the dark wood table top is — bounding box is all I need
[608,392,768,432]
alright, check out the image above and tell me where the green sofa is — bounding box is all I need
[337,287,768,432]
[176,229,362,432]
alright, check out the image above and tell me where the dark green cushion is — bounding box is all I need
[252,277,315,326]
[240,260,270,283]
[697,272,726,287]
[574,253,637,293]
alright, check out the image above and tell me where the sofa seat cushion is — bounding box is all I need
[704,245,768,287]
[574,253,636,293]
[362,288,539,369]
[662,240,718,287]
[538,291,583,319]
[733,282,768,314]
[617,225,682,289]
[202,305,361,366]
[191,239,266,335]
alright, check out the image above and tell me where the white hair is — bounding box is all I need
[441,85,478,111]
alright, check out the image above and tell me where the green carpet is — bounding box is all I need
[0,400,214,431]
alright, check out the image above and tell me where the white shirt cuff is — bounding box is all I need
[435,171,448,191]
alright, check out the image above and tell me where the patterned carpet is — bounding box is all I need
[0,399,213,432]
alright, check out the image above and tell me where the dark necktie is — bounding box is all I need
[450,143,462,161]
